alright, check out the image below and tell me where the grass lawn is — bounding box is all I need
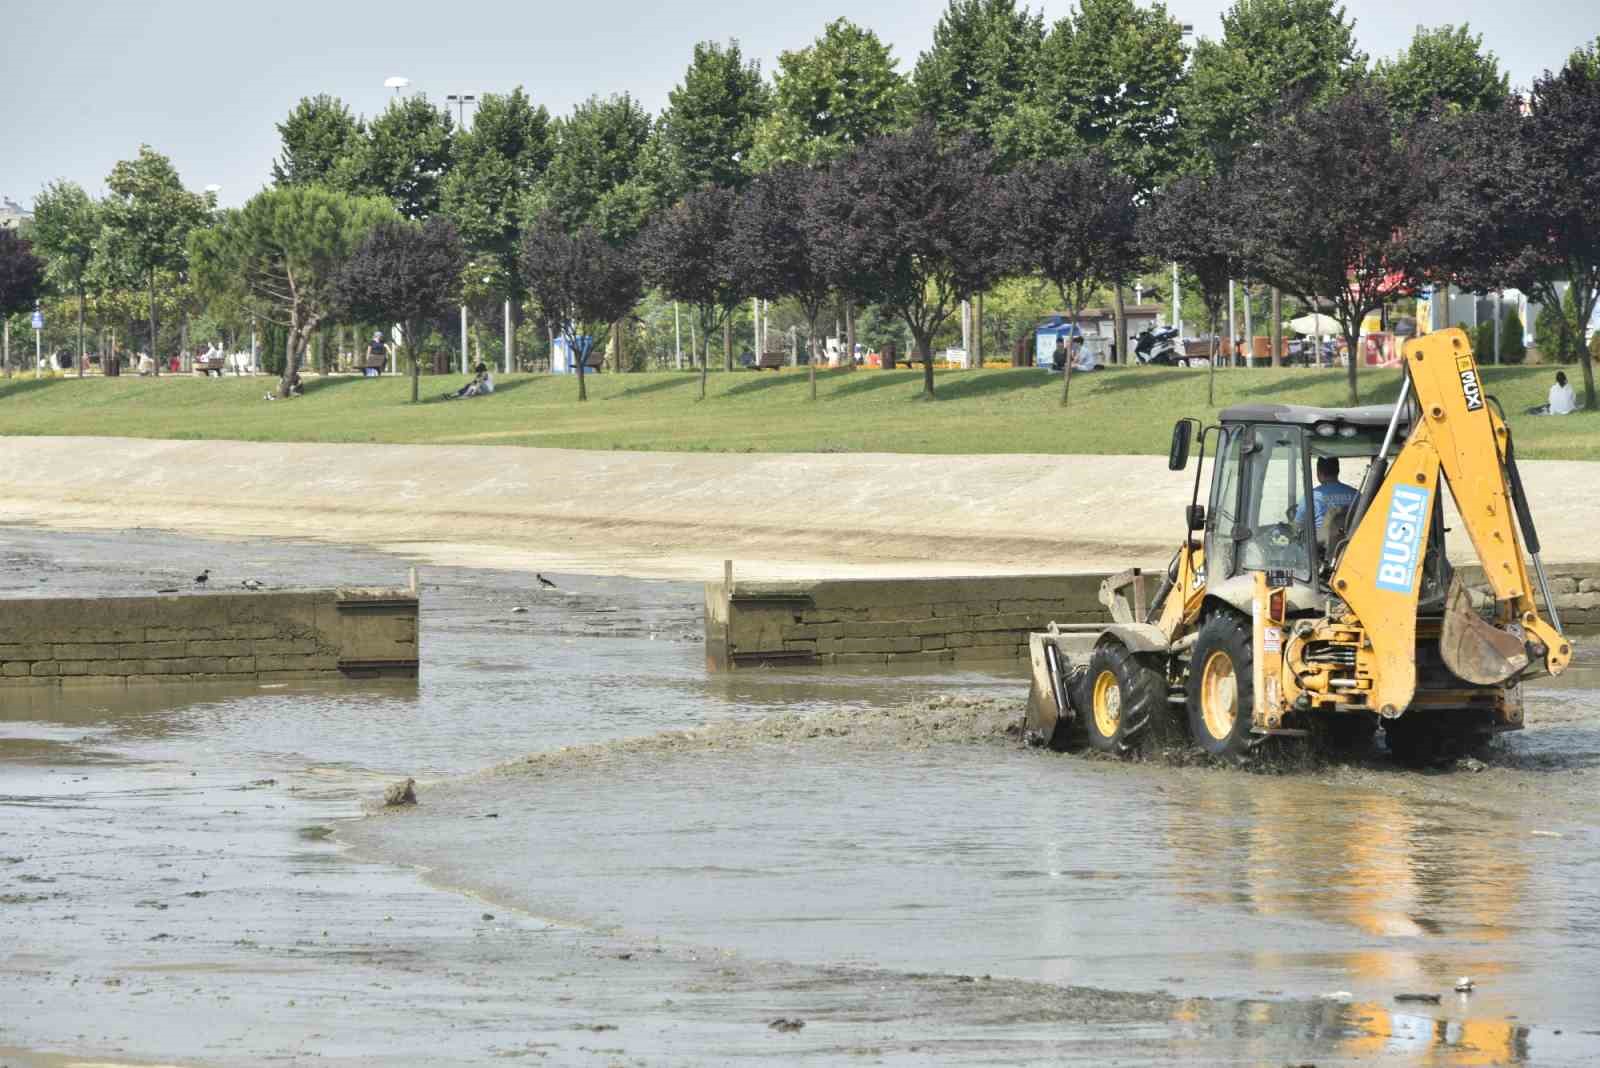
[0,364,1594,460]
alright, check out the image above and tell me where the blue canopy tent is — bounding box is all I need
[1033,317,1085,368]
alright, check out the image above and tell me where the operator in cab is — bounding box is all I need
[1296,456,1359,530]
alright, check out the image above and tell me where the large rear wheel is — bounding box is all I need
[1186,612,1257,762]
[1082,638,1168,756]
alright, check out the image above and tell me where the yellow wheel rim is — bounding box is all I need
[1092,669,1121,739]
[1199,650,1238,741]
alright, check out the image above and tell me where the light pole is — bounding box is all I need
[384,76,410,98]
[447,93,480,375]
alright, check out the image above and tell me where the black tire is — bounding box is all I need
[1186,612,1257,762]
[1082,638,1168,756]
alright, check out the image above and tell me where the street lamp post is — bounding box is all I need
[447,93,480,376]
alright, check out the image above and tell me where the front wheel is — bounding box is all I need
[1186,612,1257,762]
[1082,638,1168,756]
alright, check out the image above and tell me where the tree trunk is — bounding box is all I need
[577,336,588,402]
[148,271,160,376]
[1207,311,1219,407]
[974,293,984,368]
[1576,282,1599,411]
[612,320,625,373]
[699,333,709,400]
[845,300,857,372]
[919,331,935,398]
[1060,306,1082,408]
[77,287,86,377]
[1111,284,1126,365]
[722,318,732,373]
[1270,287,1282,368]
[408,319,420,403]
[1344,325,1359,406]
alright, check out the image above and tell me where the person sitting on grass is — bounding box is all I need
[1527,370,1579,416]
[443,362,491,400]
[1070,336,1102,372]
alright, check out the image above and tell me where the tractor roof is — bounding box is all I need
[1218,403,1409,429]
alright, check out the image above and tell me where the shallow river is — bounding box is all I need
[3,526,1598,1066]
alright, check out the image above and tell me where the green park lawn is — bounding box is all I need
[0,364,1594,460]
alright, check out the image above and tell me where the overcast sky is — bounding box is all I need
[5,0,1595,210]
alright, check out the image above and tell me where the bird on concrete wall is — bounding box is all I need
[194,569,211,586]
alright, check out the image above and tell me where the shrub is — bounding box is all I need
[1534,288,1582,364]
[1501,308,1526,364]
[1472,320,1495,361]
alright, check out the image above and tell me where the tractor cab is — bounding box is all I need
[1170,403,1445,615]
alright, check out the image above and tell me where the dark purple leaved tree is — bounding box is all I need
[1000,152,1138,406]
[636,185,744,400]
[335,218,468,403]
[806,123,1011,399]
[0,229,47,378]
[1408,44,1600,408]
[1140,173,1234,405]
[519,217,642,403]
[730,164,833,399]
[1228,83,1425,406]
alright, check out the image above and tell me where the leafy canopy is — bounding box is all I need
[913,0,1044,140]
[272,95,362,187]
[1374,23,1508,120]
[659,40,770,194]
[749,18,911,169]
[334,96,454,220]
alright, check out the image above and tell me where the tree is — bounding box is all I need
[190,186,396,397]
[272,94,362,186]
[659,40,770,195]
[748,18,911,169]
[731,164,833,397]
[333,96,454,220]
[1534,287,1584,364]
[440,88,554,366]
[0,229,46,376]
[807,125,1012,398]
[1000,0,1187,190]
[1184,0,1366,164]
[1230,85,1422,405]
[1409,40,1600,408]
[913,0,1044,141]
[535,94,654,236]
[1002,153,1139,405]
[31,181,100,375]
[1141,174,1235,403]
[100,145,213,376]
[334,218,467,403]
[519,217,642,402]
[1501,307,1527,363]
[1374,24,1508,121]
[636,185,744,396]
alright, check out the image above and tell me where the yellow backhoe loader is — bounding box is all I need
[1025,328,1571,764]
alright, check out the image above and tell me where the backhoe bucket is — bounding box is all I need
[1025,632,1076,745]
[1439,574,1528,686]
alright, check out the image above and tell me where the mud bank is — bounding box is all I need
[4,436,1598,581]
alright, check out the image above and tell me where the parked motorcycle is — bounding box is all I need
[1134,325,1188,366]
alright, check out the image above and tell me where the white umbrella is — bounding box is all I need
[1288,313,1341,335]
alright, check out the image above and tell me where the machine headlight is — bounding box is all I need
[1314,422,1336,437]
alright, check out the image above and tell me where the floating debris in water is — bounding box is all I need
[384,778,417,806]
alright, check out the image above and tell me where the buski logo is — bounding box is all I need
[1376,483,1430,593]
[1456,353,1484,412]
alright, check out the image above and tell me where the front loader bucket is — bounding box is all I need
[1439,574,1529,686]
[1025,632,1078,748]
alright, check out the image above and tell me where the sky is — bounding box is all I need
[4,0,1595,210]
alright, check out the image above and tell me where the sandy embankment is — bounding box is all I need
[1,436,1595,580]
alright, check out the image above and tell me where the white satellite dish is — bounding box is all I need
[384,76,410,91]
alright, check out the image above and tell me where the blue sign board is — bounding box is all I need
[31,310,43,330]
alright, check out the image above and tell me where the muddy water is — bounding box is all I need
[4,526,1600,1065]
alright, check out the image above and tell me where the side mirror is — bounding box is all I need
[1168,419,1193,471]
[1187,504,1206,532]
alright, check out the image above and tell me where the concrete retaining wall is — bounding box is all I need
[0,588,419,688]
[705,564,1599,670]
[705,573,1109,669]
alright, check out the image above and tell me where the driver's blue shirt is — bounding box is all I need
[1295,480,1359,528]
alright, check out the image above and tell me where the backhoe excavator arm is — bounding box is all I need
[1329,330,1569,717]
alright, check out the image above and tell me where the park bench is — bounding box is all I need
[193,354,227,376]
[359,352,389,376]
[755,352,785,371]
[582,349,605,372]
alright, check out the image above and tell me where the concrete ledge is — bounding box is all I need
[0,588,418,688]
[705,563,1599,670]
